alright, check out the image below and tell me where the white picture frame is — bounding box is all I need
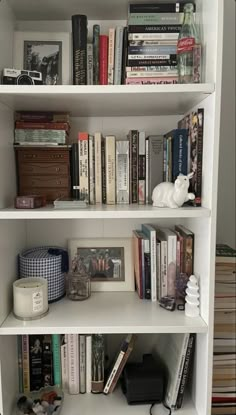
[68,238,134,292]
[13,31,72,85]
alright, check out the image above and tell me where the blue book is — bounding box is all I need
[52,334,62,387]
[165,129,188,181]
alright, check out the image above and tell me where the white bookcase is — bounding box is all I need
[0,1,223,414]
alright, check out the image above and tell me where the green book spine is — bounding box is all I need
[17,335,24,393]
[52,334,62,386]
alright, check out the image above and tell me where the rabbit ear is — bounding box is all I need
[188,172,194,179]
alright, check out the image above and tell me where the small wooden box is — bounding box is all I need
[15,146,71,203]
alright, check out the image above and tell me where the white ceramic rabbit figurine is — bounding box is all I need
[152,173,195,208]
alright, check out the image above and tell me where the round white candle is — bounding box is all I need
[13,277,48,320]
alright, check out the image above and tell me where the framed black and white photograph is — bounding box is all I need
[24,40,62,85]
[68,238,134,292]
[13,32,71,85]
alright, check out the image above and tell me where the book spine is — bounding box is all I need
[78,132,89,202]
[172,129,188,180]
[114,26,124,85]
[86,335,92,393]
[167,235,177,297]
[126,65,177,71]
[128,29,180,38]
[126,70,177,77]
[145,138,149,204]
[156,241,161,300]
[126,77,178,84]
[99,35,108,85]
[93,24,100,85]
[89,135,95,204]
[142,225,157,302]
[109,340,135,393]
[87,43,93,85]
[72,14,87,85]
[183,236,194,276]
[144,251,151,300]
[176,334,195,409]
[168,136,172,181]
[129,40,178,46]
[105,135,116,204]
[138,131,146,204]
[104,351,125,394]
[68,334,79,395]
[133,231,143,298]
[42,335,53,387]
[171,334,190,408]
[195,109,204,206]
[15,121,70,130]
[15,112,70,123]
[108,28,115,85]
[17,336,24,393]
[161,241,168,297]
[121,27,128,84]
[15,129,67,143]
[61,335,68,391]
[71,143,80,200]
[129,3,192,13]
[129,130,139,203]
[29,335,43,391]
[22,335,30,393]
[101,137,106,204]
[128,45,177,55]
[116,140,129,204]
[79,335,86,394]
[128,57,177,66]
[95,132,102,203]
[163,136,167,181]
[148,136,164,204]
[128,13,184,26]
[52,334,61,387]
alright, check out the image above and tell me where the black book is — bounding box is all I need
[121,27,128,85]
[72,14,87,85]
[42,335,54,387]
[176,334,196,409]
[129,3,196,14]
[144,252,151,300]
[29,335,43,391]
[128,130,139,204]
[71,142,80,199]
[128,24,182,33]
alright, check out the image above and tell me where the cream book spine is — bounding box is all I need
[105,135,116,204]
[95,132,102,203]
[68,334,79,395]
[116,140,129,204]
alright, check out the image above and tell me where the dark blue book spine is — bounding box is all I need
[171,129,188,181]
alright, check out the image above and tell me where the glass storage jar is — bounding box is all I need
[66,271,91,301]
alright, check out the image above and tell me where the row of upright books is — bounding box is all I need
[72,107,204,206]
[71,2,196,85]
[14,111,70,146]
[133,223,194,303]
[212,245,236,415]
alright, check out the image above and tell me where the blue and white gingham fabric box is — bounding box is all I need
[19,246,68,303]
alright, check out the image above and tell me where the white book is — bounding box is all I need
[138,131,146,204]
[156,227,177,297]
[78,132,89,203]
[87,43,93,85]
[95,132,102,204]
[108,28,115,85]
[68,334,79,395]
[89,134,95,204]
[156,230,168,298]
[61,334,68,391]
[116,140,129,204]
[114,26,124,85]
[105,135,116,204]
[86,335,92,393]
[126,71,177,78]
[142,224,157,302]
[79,335,86,394]
[128,33,179,41]
[156,241,161,300]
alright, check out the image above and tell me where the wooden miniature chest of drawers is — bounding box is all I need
[15,147,71,202]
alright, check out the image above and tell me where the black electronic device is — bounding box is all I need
[2,68,43,85]
[121,354,165,405]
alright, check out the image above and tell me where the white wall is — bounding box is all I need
[217,0,236,248]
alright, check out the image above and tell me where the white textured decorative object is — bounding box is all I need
[185,275,200,317]
[13,277,48,320]
[152,173,195,208]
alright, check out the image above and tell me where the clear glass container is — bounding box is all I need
[66,272,91,301]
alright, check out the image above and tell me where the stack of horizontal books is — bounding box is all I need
[212,244,236,415]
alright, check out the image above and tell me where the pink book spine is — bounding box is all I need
[126,77,178,84]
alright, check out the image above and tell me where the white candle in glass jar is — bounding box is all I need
[13,277,48,320]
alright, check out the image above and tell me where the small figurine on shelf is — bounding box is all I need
[185,274,200,317]
[152,172,195,208]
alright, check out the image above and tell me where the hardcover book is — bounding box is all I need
[52,334,61,387]
[105,135,116,204]
[79,335,86,394]
[89,134,95,204]
[86,335,92,393]
[164,129,188,181]
[108,28,115,85]
[72,15,87,85]
[128,12,185,26]
[61,334,68,391]
[71,142,80,200]
[93,24,100,85]
[114,26,124,85]
[68,334,80,395]
[176,334,195,409]
[116,140,129,204]
[128,130,139,203]
[22,335,30,393]
[147,135,164,204]
[78,132,89,202]
[29,335,43,391]
[128,3,195,14]
[42,335,53,387]
[121,27,128,85]
[142,224,157,302]
[133,230,143,298]
[95,132,102,204]
[99,35,108,85]
[138,131,146,204]
[87,43,93,85]
[15,111,70,123]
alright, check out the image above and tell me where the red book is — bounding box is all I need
[99,35,108,85]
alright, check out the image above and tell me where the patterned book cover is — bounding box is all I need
[42,335,53,387]
[29,335,43,391]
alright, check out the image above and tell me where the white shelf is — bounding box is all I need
[0,84,214,117]
[0,205,211,219]
[0,292,207,335]
[61,388,198,415]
